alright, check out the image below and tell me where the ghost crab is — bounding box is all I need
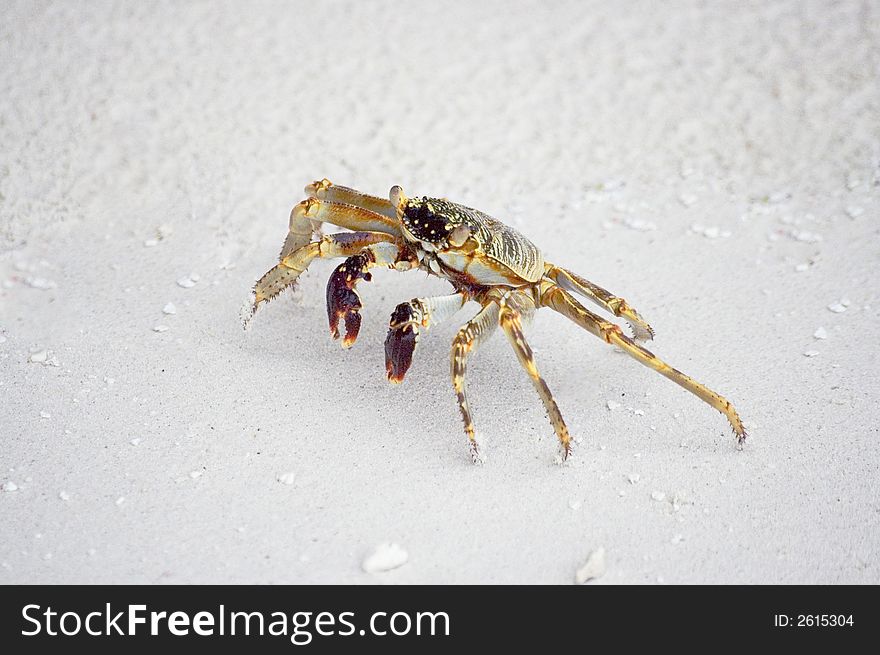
[247,179,746,463]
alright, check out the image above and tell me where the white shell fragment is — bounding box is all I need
[276,472,296,485]
[575,547,606,584]
[176,274,198,288]
[813,327,828,340]
[29,349,60,366]
[162,302,177,315]
[362,543,409,573]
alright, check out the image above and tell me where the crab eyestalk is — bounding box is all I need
[326,254,372,348]
[384,302,422,383]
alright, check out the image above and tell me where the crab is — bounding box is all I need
[246,179,746,463]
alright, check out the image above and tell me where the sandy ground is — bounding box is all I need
[2,0,879,584]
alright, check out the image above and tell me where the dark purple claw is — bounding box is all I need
[326,255,371,348]
[385,302,420,383]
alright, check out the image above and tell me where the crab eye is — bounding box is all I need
[448,224,471,247]
[389,185,407,210]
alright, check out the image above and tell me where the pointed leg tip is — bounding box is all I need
[241,293,259,330]
[468,439,485,465]
[555,443,574,465]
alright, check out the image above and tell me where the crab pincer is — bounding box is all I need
[385,302,420,383]
[326,254,372,348]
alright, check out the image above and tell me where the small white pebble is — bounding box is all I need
[845,206,863,219]
[130,438,141,446]
[153,325,169,333]
[2,481,18,492]
[24,277,57,290]
[276,472,296,485]
[618,490,626,497]
[362,543,408,573]
[813,327,827,340]
[162,302,177,315]
[59,491,70,501]
[827,302,847,313]
[176,275,197,288]
[39,411,50,419]
[43,552,53,561]
[115,496,125,506]
[791,230,822,243]
[143,239,159,247]
[29,349,48,363]
[575,547,606,584]
[651,490,666,502]
[803,350,820,358]
[606,400,621,411]
[623,218,657,231]
[628,473,640,485]
[104,377,115,385]
[671,534,684,545]
[189,470,203,479]
[633,409,645,416]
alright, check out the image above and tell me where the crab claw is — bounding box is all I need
[384,302,420,383]
[326,254,371,348]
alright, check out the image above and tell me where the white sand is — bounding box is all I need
[1,1,878,584]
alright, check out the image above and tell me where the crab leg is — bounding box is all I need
[305,178,397,220]
[280,197,401,260]
[326,242,417,348]
[450,302,500,463]
[385,293,467,383]
[249,231,396,321]
[542,285,746,443]
[498,297,572,461]
[545,265,654,342]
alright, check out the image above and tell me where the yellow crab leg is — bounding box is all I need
[542,284,746,443]
[545,264,655,342]
[249,231,396,321]
[304,178,398,220]
[450,301,500,463]
[499,296,572,461]
[280,197,401,260]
